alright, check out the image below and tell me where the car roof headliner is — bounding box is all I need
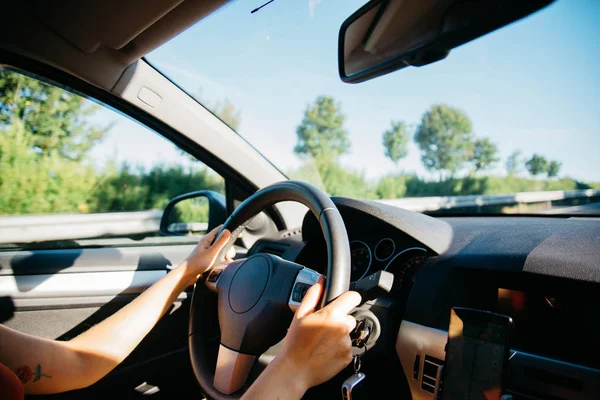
[0,0,230,89]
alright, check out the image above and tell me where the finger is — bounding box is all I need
[225,246,236,262]
[200,225,222,247]
[295,276,324,319]
[323,290,361,316]
[344,315,357,333]
[209,229,232,254]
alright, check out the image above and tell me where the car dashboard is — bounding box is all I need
[296,203,432,283]
[249,197,600,399]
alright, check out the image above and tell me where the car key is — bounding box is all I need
[350,319,372,348]
[341,353,366,400]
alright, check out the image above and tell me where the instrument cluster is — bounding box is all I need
[349,237,427,282]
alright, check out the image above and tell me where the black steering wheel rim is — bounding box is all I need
[188,181,351,399]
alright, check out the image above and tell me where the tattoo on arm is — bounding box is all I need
[15,364,52,384]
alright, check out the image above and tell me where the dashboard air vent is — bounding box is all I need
[413,354,420,379]
[421,355,444,394]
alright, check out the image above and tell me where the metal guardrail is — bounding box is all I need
[0,210,164,244]
[1,189,599,244]
[378,189,600,213]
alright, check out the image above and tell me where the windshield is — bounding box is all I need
[147,0,600,215]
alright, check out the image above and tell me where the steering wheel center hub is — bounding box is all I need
[228,256,271,313]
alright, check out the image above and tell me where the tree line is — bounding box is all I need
[0,71,223,217]
[289,96,586,199]
[295,96,563,180]
[0,71,595,217]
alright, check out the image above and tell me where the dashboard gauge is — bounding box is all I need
[374,238,395,261]
[384,249,428,291]
[350,240,372,281]
[384,247,428,273]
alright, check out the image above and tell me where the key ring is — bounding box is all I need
[353,354,361,374]
[353,346,367,374]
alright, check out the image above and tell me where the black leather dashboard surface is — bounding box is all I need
[436,216,600,281]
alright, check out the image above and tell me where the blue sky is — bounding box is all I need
[95,0,600,182]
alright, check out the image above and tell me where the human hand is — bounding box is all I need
[181,225,236,280]
[274,277,361,393]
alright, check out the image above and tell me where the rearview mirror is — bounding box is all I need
[160,190,226,236]
[339,0,553,83]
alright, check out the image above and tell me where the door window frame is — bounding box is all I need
[0,50,287,250]
[0,49,288,242]
[0,49,259,197]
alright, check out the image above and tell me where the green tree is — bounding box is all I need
[287,160,376,199]
[194,88,242,131]
[547,160,562,178]
[317,161,376,199]
[168,197,210,231]
[382,121,410,165]
[414,104,474,179]
[294,96,350,162]
[93,163,224,213]
[505,150,523,176]
[0,71,109,161]
[212,99,242,131]
[0,120,99,215]
[375,175,407,199]
[471,137,499,173]
[525,154,549,177]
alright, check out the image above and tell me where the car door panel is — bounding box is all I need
[0,244,201,398]
[1,245,196,275]
[0,245,194,330]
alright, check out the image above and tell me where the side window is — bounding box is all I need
[0,69,224,248]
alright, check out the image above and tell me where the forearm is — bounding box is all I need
[0,324,82,394]
[0,263,195,395]
[65,262,196,386]
[242,357,307,400]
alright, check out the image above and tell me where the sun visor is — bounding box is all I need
[35,0,229,64]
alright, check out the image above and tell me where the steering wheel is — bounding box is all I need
[188,181,351,399]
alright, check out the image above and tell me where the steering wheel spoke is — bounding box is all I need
[288,268,323,311]
[214,345,256,395]
[204,259,246,292]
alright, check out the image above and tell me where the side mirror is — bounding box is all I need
[160,190,226,236]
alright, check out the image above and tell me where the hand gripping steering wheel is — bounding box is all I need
[188,181,351,399]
